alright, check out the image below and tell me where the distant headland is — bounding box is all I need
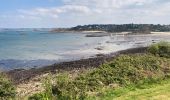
[51,24,170,34]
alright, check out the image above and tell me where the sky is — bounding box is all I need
[0,0,170,28]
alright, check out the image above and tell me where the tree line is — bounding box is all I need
[69,24,170,33]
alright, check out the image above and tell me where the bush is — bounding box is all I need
[148,42,170,58]
[28,75,55,100]
[29,54,170,100]
[0,73,16,100]
[53,73,87,100]
[28,93,46,100]
[29,73,87,100]
[76,54,169,87]
[73,55,167,98]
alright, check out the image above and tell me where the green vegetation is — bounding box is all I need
[148,41,170,58]
[28,75,55,100]
[28,42,170,100]
[1,42,170,100]
[70,24,170,32]
[0,73,16,100]
[88,78,170,100]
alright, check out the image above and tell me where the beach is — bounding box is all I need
[2,31,170,98]
[5,47,147,97]
[1,30,170,71]
[0,31,170,80]
[6,47,147,84]
[0,31,169,72]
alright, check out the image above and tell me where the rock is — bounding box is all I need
[96,54,105,57]
[95,46,105,50]
[109,84,119,88]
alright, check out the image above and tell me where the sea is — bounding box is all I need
[0,29,170,70]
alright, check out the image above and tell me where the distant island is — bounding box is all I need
[51,24,170,34]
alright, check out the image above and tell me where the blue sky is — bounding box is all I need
[0,0,170,28]
[0,0,62,12]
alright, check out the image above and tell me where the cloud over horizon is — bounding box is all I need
[0,0,170,28]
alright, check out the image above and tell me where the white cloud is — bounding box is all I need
[18,0,152,21]
[1,0,170,28]
[63,0,155,8]
[17,4,101,19]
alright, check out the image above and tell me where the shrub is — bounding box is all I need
[53,54,170,99]
[28,75,55,100]
[28,93,46,100]
[53,73,87,100]
[29,54,170,100]
[75,54,168,87]
[148,41,170,58]
[0,73,16,100]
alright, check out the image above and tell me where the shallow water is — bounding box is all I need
[0,29,170,70]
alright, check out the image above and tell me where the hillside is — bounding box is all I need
[52,24,170,33]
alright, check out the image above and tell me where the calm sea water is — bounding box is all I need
[0,29,170,70]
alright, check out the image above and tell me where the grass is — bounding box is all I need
[118,83,170,100]
[89,78,170,100]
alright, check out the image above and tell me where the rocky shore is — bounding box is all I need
[6,47,147,85]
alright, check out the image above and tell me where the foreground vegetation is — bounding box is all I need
[28,42,170,100]
[0,73,16,100]
[1,42,170,100]
[88,78,170,100]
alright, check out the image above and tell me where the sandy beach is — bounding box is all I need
[151,32,170,35]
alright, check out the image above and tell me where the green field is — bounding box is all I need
[88,79,170,100]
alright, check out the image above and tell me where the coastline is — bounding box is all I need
[4,31,170,85]
[6,47,147,85]
[3,31,170,84]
